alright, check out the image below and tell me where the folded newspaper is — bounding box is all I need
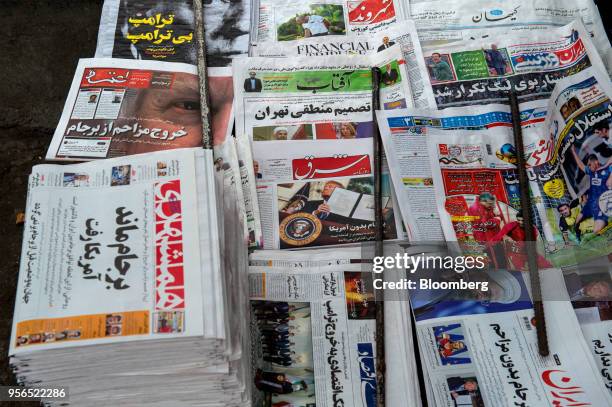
[46,58,204,161]
[408,260,612,406]
[233,51,415,249]
[409,0,611,71]
[377,101,547,242]
[249,0,409,56]
[560,256,612,394]
[10,148,248,406]
[417,20,608,109]
[95,0,250,67]
[248,247,422,407]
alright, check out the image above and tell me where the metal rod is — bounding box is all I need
[193,0,213,149]
[509,91,549,356]
[371,66,385,407]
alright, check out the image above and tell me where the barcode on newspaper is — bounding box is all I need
[522,316,532,331]
[249,274,265,298]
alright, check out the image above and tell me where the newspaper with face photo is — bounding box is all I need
[417,19,608,110]
[541,67,612,265]
[233,51,412,248]
[46,58,204,161]
[251,22,437,109]
[250,0,408,54]
[95,0,249,66]
[425,108,610,270]
[408,262,612,406]
[252,139,405,249]
[248,248,379,407]
[376,101,546,242]
[409,0,611,72]
[559,256,612,394]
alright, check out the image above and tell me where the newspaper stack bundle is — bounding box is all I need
[9,148,248,406]
[248,247,423,407]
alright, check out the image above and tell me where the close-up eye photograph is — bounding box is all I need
[0,0,610,406]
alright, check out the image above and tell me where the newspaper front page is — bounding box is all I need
[541,67,612,264]
[11,148,220,355]
[251,0,408,53]
[249,248,378,407]
[425,117,610,268]
[46,58,204,161]
[233,52,411,249]
[417,20,608,109]
[410,266,612,406]
[376,101,546,242]
[96,0,197,64]
[251,22,437,109]
[410,0,611,71]
[96,0,250,67]
[560,256,612,395]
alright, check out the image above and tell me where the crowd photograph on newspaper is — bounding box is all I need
[0,0,610,406]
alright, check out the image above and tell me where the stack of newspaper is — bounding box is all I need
[10,148,248,406]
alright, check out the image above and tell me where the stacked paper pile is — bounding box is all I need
[10,148,248,406]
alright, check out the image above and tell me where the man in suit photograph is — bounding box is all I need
[244,71,262,92]
[381,63,399,86]
[377,36,395,52]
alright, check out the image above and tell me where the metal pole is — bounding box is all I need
[193,0,213,149]
[509,91,549,356]
[372,67,385,407]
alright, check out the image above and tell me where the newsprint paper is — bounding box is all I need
[410,0,611,71]
[9,148,249,405]
[248,248,380,407]
[417,20,608,109]
[410,265,612,406]
[250,0,408,54]
[250,21,437,109]
[376,100,546,242]
[46,58,204,161]
[233,51,412,249]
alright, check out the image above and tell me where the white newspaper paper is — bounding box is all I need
[251,0,408,53]
[248,248,379,407]
[11,148,222,355]
[417,20,608,109]
[376,101,546,241]
[410,0,611,71]
[410,266,612,406]
[251,22,437,109]
[233,52,412,248]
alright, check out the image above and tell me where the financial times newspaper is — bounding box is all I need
[251,22,437,109]
[46,58,203,161]
[410,0,611,71]
[418,20,608,109]
[410,266,612,406]
[96,0,250,67]
[376,101,546,242]
[251,0,407,53]
[233,52,411,248]
[248,248,377,407]
[11,148,222,355]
